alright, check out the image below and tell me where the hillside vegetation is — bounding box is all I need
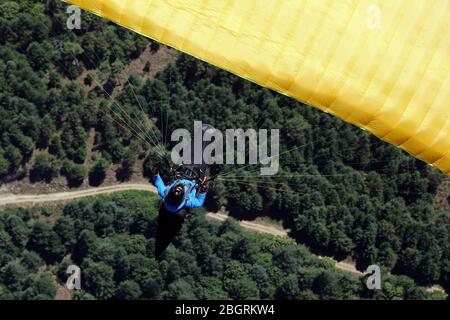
[0,0,148,187]
[0,191,444,300]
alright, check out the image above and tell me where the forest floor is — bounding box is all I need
[74,43,177,93]
[433,176,450,213]
[117,44,177,85]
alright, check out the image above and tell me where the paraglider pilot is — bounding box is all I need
[151,166,208,218]
[152,166,208,259]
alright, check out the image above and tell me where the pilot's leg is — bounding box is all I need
[177,208,190,220]
[155,205,185,259]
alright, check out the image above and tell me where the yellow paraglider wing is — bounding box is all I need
[66,0,450,175]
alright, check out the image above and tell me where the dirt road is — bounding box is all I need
[205,212,288,237]
[0,184,156,206]
[0,183,288,235]
[0,183,361,275]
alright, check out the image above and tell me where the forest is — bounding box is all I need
[0,191,444,300]
[0,0,448,297]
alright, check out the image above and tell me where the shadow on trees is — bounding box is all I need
[115,167,132,182]
[66,177,84,188]
[88,174,104,187]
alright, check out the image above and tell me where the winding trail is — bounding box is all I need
[0,182,361,275]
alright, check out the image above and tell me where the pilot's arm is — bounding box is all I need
[185,189,206,209]
[152,174,167,198]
